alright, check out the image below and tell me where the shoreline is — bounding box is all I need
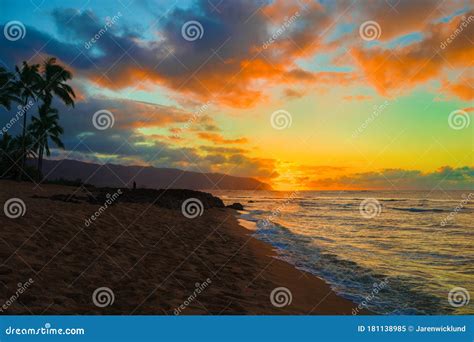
[0,180,366,315]
[227,211,366,314]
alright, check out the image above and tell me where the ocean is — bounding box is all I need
[211,190,474,315]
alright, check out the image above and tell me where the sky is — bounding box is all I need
[0,0,473,190]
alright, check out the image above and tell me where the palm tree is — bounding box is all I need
[0,67,18,110]
[0,132,15,177]
[29,102,64,177]
[13,61,41,178]
[0,132,36,179]
[12,58,75,180]
[39,57,76,107]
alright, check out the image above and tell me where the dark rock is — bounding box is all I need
[91,188,225,209]
[227,203,244,210]
[38,188,226,210]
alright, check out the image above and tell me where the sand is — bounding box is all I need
[0,180,362,315]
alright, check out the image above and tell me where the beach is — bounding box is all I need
[0,180,359,315]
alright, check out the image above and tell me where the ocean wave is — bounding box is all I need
[244,212,450,314]
[225,190,472,315]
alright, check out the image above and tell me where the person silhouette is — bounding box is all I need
[133,181,136,190]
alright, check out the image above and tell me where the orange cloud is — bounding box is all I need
[198,132,248,145]
[442,77,474,101]
[76,0,354,109]
[352,11,474,99]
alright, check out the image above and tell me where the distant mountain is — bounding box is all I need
[37,159,272,190]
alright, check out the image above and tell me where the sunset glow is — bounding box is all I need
[1,0,472,190]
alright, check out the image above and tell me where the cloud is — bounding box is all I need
[1,1,471,107]
[358,0,455,41]
[0,0,362,108]
[283,88,306,99]
[351,11,474,99]
[197,132,248,145]
[307,166,474,190]
[441,76,474,101]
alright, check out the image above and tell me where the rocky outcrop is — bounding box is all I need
[226,202,244,210]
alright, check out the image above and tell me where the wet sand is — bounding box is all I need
[0,180,362,314]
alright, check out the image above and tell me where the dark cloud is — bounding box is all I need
[0,93,275,179]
